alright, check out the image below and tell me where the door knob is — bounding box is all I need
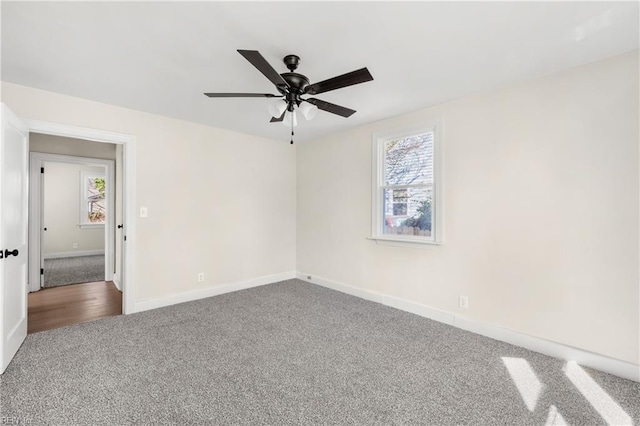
[4,249,19,258]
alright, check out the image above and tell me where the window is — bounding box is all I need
[372,122,443,244]
[80,171,106,227]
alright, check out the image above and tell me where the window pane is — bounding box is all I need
[385,132,433,186]
[87,177,106,223]
[392,189,407,202]
[393,202,407,216]
[383,188,432,237]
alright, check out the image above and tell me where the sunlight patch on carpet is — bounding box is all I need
[502,357,542,412]
[563,361,631,426]
[545,404,568,426]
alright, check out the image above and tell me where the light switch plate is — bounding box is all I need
[140,207,148,218]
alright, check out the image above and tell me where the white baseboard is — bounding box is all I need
[296,272,640,383]
[134,271,297,313]
[112,274,122,291]
[44,249,105,259]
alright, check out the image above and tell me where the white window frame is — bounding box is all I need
[371,121,444,245]
[80,170,106,228]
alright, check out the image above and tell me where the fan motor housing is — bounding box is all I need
[281,72,309,94]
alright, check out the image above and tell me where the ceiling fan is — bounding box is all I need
[204,50,374,143]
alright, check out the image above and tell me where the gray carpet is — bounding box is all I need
[1,280,638,425]
[43,255,105,288]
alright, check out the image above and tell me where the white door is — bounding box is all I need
[0,104,29,373]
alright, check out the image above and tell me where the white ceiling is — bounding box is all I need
[2,2,638,143]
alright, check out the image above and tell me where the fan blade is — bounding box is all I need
[270,110,286,123]
[204,93,281,98]
[305,68,373,95]
[306,98,356,118]
[237,50,290,89]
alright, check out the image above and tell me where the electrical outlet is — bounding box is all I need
[459,295,469,309]
[140,207,148,218]
[197,272,204,282]
[72,242,78,248]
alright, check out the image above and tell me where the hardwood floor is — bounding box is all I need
[28,281,122,334]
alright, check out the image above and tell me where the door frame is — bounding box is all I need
[29,153,115,291]
[25,120,136,315]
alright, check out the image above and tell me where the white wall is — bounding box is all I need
[43,162,105,256]
[2,82,297,302]
[30,133,116,160]
[297,51,639,365]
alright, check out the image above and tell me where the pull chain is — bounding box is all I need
[290,114,294,144]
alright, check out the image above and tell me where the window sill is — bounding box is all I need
[367,236,443,248]
[79,223,105,229]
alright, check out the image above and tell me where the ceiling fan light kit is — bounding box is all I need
[283,110,297,127]
[298,102,318,121]
[268,98,287,120]
[204,50,374,144]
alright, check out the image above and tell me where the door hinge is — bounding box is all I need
[40,268,44,275]
[41,167,45,173]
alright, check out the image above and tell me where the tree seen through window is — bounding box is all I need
[86,177,106,223]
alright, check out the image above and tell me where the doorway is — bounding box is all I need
[24,124,136,332]
[35,155,115,289]
[28,141,121,333]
